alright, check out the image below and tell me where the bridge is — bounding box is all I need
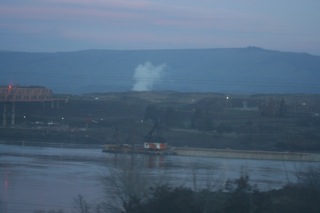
[0,86,63,127]
[0,85,53,102]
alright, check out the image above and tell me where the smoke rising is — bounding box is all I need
[132,61,167,91]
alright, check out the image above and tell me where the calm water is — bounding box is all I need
[1,143,319,213]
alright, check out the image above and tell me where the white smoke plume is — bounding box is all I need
[132,61,167,91]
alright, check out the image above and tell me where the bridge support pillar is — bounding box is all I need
[11,102,15,126]
[2,103,7,127]
[51,100,60,109]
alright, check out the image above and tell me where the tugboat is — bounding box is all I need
[142,121,175,155]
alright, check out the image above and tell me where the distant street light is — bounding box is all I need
[226,96,230,109]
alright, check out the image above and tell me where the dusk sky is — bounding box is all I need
[1,0,319,55]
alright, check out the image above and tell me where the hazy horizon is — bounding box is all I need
[1,0,319,55]
[0,46,319,57]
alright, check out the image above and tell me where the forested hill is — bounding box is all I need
[1,47,319,94]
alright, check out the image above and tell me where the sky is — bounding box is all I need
[0,0,320,55]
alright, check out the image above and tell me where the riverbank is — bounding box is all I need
[2,140,320,162]
[174,147,320,161]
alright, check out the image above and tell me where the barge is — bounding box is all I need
[102,142,177,155]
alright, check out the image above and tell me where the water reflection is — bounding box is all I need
[1,171,8,213]
[104,152,167,169]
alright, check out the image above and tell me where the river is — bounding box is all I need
[1,143,319,213]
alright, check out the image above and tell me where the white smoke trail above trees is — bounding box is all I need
[132,61,167,91]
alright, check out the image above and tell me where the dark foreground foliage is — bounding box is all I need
[34,173,320,213]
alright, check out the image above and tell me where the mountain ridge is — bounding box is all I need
[1,47,319,94]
